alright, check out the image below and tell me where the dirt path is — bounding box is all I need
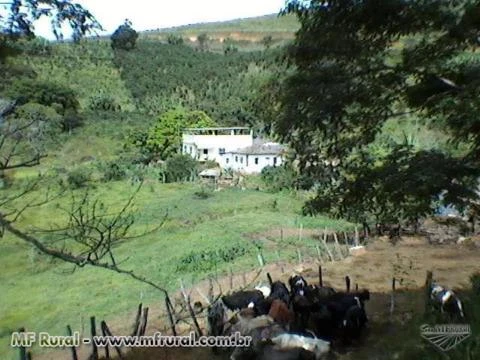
[34,236,480,360]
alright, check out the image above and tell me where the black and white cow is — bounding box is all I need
[430,283,465,319]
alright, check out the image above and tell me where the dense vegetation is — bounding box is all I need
[276,0,480,228]
[2,3,480,360]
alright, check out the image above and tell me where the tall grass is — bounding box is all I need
[0,181,351,359]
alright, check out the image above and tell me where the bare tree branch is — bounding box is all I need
[1,215,170,295]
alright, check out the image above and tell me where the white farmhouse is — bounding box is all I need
[223,141,285,174]
[182,127,285,174]
[182,127,253,167]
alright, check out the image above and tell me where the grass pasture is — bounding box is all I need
[0,180,352,360]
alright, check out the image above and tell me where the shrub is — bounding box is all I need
[471,272,480,296]
[176,244,250,272]
[62,110,84,132]
[193,186,214,199]
[66,168,90,188]
[167,34,184,45]
[161,154,198,183]
[101,162,127,182]
[89,95,121,112]
[261,164,296,192]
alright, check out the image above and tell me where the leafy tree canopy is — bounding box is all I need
[0,0,102,61]
[278,0,480,225]
[131,108,216,161]
[111,19,138,51]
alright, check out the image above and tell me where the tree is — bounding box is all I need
[278,0,480,228]
[262,35,273,50]
[111,19,138,51]
[197,33,209,51]
[0,1,176,305]
[144,109,216,160]
[223,38,238,55]
[167,34,184,45]
[160,154,198,183]
[0,0,102,44]
[4,79,83,131]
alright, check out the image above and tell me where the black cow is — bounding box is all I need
[222,290,265,310]
[341,304,368,341]
[270,281,291,305]
[289,275,308,296]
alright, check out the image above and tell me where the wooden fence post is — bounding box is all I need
[229,267,234,290]
[315,245,323,263]
[165,295,177,336]
[180,280,203,338]
[333,232,344,259]
[345,276,351,292]
[90,316,98,360]
[101,321,123,359]
[18,327,26,360]
[139,307,149,336]
[100,321,110,360]
[267,273,273,286]
[131,304,142,337]
[390,277,396,317]
[67,325,79,360]
[425,270,433,314]
[208,277,214,304]
[318,265,323,287]
[257,252,265,267]
[322,229,335,262]
[297,249,303,264]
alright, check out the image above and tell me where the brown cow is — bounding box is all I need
[268,299,295,330]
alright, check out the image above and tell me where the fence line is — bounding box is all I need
[17,228,366,360]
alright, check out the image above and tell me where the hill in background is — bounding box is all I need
[141,13,299,51]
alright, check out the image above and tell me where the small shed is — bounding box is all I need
[199,168,221,188]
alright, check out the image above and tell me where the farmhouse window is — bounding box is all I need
[254,157,259,165]
[273,157,277,165]
[189,146,192,154]
[203,149,208,155]
[226,158,229,164]
[240,157,243,163]
[219,148,225,155]
[235,156,238,162]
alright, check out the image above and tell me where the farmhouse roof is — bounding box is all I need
[229,141,286,155]
[199,168,221,178]
[184,127,250,131]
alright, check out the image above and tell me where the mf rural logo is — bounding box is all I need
[420,324,471,351]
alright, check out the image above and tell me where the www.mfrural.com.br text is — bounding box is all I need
[11,331,252,348]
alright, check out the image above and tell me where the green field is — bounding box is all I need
[0,179,353,359]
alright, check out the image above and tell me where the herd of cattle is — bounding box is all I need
[204,272,466,360]
[206,273,369,360]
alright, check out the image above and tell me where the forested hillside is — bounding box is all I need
[0,25,290,171]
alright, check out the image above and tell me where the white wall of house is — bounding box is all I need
[224,153,284,174]
[182,132,253,163]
